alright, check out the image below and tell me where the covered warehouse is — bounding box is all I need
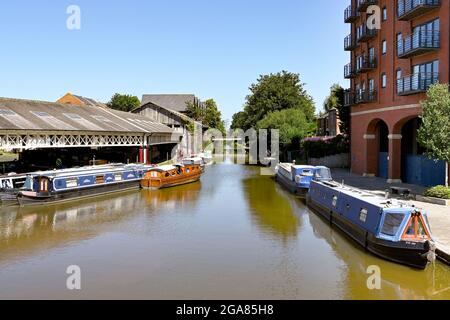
[0,97,181,173]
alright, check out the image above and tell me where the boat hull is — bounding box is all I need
[141,174,201,190]
[17,180,141,206]
[306,195,432,269]
[275,173,308,196]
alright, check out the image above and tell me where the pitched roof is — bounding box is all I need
[72,95,108,108]
[0,97,174,134]
[140,94,204,113]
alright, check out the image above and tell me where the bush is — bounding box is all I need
[425,186,450,199]
[302,134,349,159]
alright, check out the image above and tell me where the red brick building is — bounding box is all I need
[344,0,449,186]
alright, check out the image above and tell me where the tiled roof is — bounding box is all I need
[140,94,204,113]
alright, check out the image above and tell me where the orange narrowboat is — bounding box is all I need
[140,164,203,189]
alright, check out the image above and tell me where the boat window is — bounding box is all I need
[96,175,104,184]
[315,168,332,180]
[417,218,427,237]
[165,172,170,178]
[405,218,415,236]
[186,169,190,174]
[381,213,404,236]
[114,174,122,181]
[359,208,368,223]
[332,195,338,208]
[150,171,158,178]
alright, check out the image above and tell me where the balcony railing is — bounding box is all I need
[397,31,440,58]
[397,72,439,95]
[355,89,377,103]
[345,5,360,23]
[397,0,440,21]
[344,63,357,79]
[344,34,358,51]
[344,90,355,107]
[357,0,378,12]
[356,56,377,73]
[357,26,378,43]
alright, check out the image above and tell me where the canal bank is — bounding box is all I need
[1,163,450,299]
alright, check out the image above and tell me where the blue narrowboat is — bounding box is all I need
[306,180,436,269]
[275,163,332,196]
[17,164,153,206]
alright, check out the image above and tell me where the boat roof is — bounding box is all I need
[279,163,315,170]
[183,157,203,162]
[26,163,149,178]
[316,181,418,213]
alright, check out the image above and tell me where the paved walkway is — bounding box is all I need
[331,169,450,265]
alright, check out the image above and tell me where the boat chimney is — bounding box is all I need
[385,189,390,200]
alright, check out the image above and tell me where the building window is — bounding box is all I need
[381,73,387,88]
[382,7,387,21]
[382,40,387,55]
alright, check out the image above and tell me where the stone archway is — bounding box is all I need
[365,119,389,178]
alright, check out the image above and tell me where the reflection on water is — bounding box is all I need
[0,163,449,299]
[242,174,303,244]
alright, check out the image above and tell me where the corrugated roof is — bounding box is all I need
[0,97,174,135]
[140,94,204,113]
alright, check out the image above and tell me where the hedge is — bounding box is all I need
[302,135,350,159]
[424,186,450,200]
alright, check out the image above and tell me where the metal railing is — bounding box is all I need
[355,89,377,103]
[344,63,357,78]
[356,26,378,42]
[344,90,355,106]
[397,0,441,20]
[397,72,439,95]
[356,56,377,73]
[397,30,440,57]
[357,0,378,12]
[344,34,358,50]
[345,5,360,23]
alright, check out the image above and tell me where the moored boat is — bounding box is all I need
[306,180,436,269]
[17,164,153,206]
[0,174,27,206]
[182,157,205,172]
[275,163,332,196]
[141,164,202,189]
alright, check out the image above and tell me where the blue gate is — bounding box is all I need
[402,155,446,187]
[378,152,389,179]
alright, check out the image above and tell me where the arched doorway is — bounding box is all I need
[400,118,446,186]
[366,119,389,178]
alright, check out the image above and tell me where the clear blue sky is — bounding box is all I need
[0,0,349,122]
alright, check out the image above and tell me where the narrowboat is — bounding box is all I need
[0,174,27,206]
[306,180,436,269]
[275,163,332,196]
[141,164,202,189]
[17,164,153,206]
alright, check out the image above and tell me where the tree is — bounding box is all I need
[417,83,450,186]
[231,111,247,129]
[256,108,316,146]
[107,94,141,112]
[186,98,225,133]
[323,84,342,112]
[233,71,315,131]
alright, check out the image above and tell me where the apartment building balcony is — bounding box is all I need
[344,63,357,79]
[344,90,356,107]
[344,34,358,51]
[355,89,377,104]
[397,31,440,58]
[397,72,439,95]
[356,27,378,43]
[357,0,378,12]
[397,0,441,21]
[345,5,360,23]
[356,56,377,73]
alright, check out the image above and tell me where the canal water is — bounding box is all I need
[1,162,450,299]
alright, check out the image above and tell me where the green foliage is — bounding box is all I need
[424,186,450,199]
[418,83,450,163]
[302,135,350,159]
[185,99,225,133]
[257,108,316,145]
[323,84,342,112]
[107,93,141,112]
[231,111,247,130]
[232,71,316,131]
